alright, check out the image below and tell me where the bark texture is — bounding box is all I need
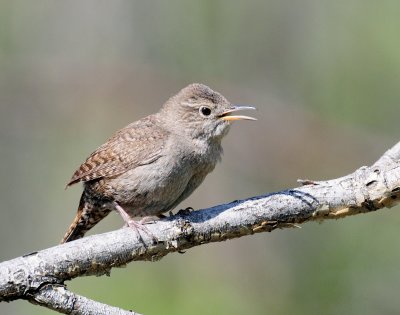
[1,141,400,314]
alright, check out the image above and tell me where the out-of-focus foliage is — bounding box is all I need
[0,1,399,314]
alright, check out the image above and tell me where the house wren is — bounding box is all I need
[61,83,256,243]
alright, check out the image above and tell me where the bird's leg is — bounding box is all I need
[113,202,133,225]
[113,202,157,243]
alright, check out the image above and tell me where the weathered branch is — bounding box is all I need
[1,141,400,314]
[30,284,140,315]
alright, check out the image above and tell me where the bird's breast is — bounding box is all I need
[86,135,222,216]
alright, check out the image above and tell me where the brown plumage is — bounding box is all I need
[61,83,256,243]
[67,116,167,187]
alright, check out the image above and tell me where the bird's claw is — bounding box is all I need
[176,207,194,216]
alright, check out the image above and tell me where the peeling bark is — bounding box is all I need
[1,141,400,314]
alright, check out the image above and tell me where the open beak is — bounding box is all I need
[219,105,257,121]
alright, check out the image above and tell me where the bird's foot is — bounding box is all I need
[114,202,157,243]
[176,207,194,216]
[126,219,158,243]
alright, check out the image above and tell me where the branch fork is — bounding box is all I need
[1,141,400,314]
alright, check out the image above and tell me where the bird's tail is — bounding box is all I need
[60,193,111,243]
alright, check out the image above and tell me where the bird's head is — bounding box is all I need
[161,83,256,141]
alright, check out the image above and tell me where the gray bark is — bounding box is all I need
[1,141,400,314]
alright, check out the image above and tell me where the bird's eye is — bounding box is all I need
[199,106,212,117]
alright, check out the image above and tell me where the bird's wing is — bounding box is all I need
[66,116,167,187]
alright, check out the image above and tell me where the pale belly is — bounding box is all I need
[96,155,213,217]
[84,137,222,217]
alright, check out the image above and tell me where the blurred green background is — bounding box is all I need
[1,1,400,314]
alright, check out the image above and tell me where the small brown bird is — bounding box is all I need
[61,83,256,243]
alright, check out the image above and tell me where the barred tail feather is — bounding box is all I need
[60,193,111,243]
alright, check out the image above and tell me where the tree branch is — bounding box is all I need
[1,141,400,314]
[30,284,141,315]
